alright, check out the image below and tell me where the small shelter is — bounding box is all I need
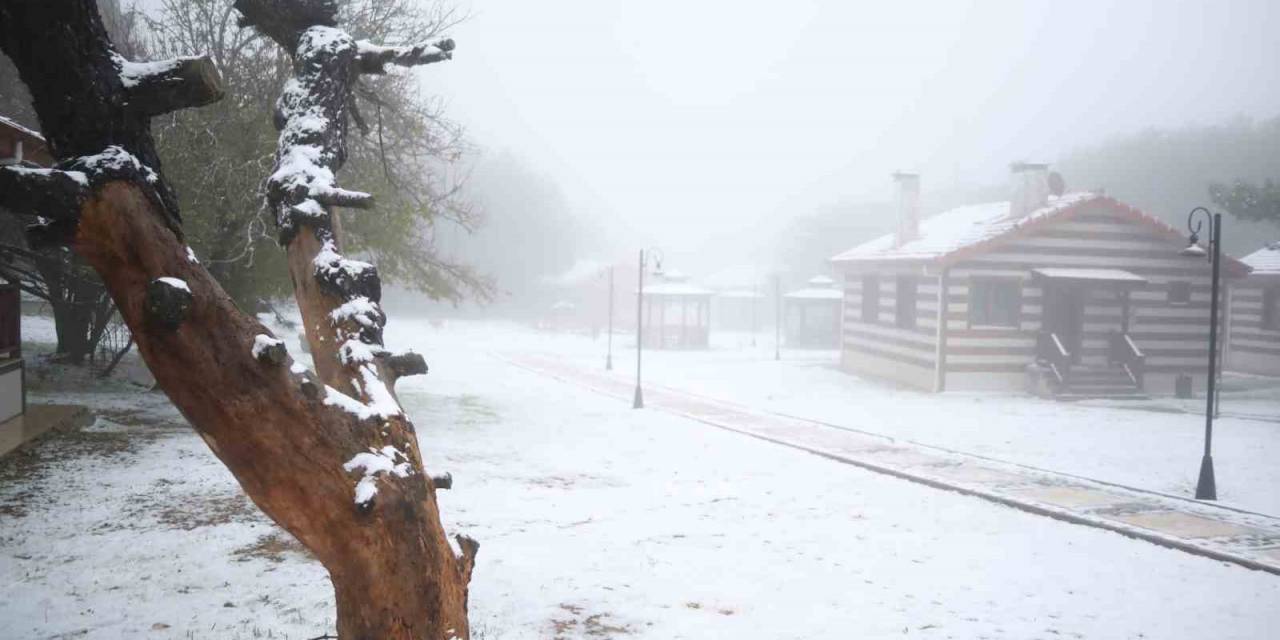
[784,275,843,348]
[641,270,713,349]
[1226,241,1279,376]
[0,115,53,168]
[714,289,763,332]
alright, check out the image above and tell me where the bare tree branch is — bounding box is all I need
[355,37,454,74]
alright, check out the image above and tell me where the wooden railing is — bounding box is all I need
[1108,330,1145,389]
[1036,330,1071,386]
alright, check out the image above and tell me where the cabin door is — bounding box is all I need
[1043,284,1085,364]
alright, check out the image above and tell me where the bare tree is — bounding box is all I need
[0,1,477,637]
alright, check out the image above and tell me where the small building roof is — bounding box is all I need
[641,270,714,297]
[716,289,763,300]
[1241,241,1280,276]
[785,275,842,300]
[784,288,843,301]
[0,115,53,166]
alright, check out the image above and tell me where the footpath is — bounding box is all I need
[509,353,1280,576]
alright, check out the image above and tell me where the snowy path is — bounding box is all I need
[2,318,1278,638]
[508,352,1280,577]
[497,326,1280,517]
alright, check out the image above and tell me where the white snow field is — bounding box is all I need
[1,316,1278,638]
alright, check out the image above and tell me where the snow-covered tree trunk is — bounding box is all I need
[0,2,476,638]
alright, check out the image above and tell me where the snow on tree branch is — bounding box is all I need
[355,38,455,74]
[112,53,225,117]
[343,445,414,506]
[0,166,88,221]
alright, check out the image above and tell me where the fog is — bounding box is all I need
[424,0,1279,290]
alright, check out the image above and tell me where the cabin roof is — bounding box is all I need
[830,193,1251,277]
[1241,242,1280,276]
[831,192,1098,264]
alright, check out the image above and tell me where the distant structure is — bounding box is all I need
[704,266,765,333]
[0,117,38,453]
[0,115,52,167]
[0,282,22,454]
[783,275,843,348]
[1226,241,1279,376]
[831,164,1250,397]
[641,269,714,349]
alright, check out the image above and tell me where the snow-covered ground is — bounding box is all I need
[501,325,1280,517]
[2,315,1278,638]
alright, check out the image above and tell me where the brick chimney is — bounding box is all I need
[892,172,921,247]
[1009,162,1051,218]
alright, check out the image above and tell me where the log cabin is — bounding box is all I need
[830,164,1250,398]
[0,117,36,452]
[1226,242,1280,376]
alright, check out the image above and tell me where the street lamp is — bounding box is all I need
[605,265,614,371]
[1181,206,1221,500]
[634,248,663,409]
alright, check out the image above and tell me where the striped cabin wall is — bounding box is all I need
[836,199,1228,393]
[946,200,1222,392]
[840,266,940,390]
[1226,278,1280,376]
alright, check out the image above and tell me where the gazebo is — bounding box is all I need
[784,275,843,348]
[713,288,763,332]
[641,270,714,349]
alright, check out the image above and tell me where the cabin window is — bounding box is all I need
[861,275,879,323]
[895,277,918,329]
[1264,286,1280,330]
[1168,281,1191,305]
[969,279,1021,327]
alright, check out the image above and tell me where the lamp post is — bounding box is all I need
[774,273,782,361]
[1181,206,1221,500]
[606,265,614,371]
[634,248,663,409]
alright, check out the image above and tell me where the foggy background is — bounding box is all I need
[151,0,1280,312]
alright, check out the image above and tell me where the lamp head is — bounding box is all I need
[1180,233,1208,258]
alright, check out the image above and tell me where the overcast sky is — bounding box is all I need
[422,0,1280,261]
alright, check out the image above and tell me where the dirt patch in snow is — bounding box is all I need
[0,418,169,519]
[551,603,635,638]
[233,531,315,564]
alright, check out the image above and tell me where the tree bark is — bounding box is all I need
[0,2,475,638]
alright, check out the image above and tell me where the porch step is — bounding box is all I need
[1054,365,1148,401]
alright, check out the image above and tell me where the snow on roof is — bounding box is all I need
[0,115,42,142]
[831,192,1099,263]
[784,287,843,301]
[784,274,842,300]
[1241,241,1280,276]
[642,281,714,297]
[716,289,763,299]
[1031,268,1147,284]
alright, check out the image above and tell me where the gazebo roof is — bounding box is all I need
[785,274,843,300]
[641,270,714,297]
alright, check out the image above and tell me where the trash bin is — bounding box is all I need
[1175,374,1193,398]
